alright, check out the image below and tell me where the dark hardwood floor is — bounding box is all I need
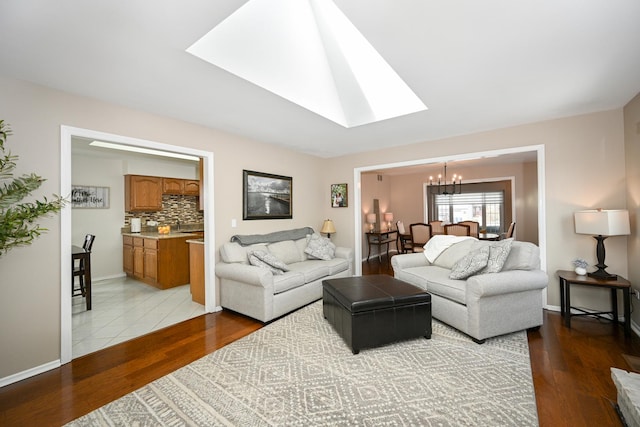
[1,255,639,426]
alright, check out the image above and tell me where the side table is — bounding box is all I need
[365,230,398,264]
[557,269,631,337]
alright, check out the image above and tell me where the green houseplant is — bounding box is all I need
[0,120,65,256]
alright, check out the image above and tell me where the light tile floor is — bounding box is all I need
[72,276,204,358]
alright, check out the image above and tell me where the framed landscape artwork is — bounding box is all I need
[243,170,293,220]
[331,183,348,207]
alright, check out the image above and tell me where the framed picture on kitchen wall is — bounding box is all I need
[71,185,110,209]
[331,183,348,207]
[243,170,292,220]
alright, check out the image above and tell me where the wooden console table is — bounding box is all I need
[366,230,398,264]
[557,269,631,337]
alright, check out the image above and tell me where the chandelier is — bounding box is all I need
[429,163,461,195]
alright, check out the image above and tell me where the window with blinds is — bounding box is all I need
[434,192,504,232]
[427,179,512,233]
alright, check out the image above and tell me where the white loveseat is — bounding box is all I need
[392,236,548,343]
[215,227,353,322]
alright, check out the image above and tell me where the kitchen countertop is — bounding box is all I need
[186,238,204,245]
[122,231,201,240]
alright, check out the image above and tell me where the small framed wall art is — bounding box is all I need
[72,185,110,209]
[331,183,348,207]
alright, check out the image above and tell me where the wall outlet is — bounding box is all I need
[632,289,640,300]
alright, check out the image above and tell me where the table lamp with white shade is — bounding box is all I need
[366,213,377,232]
[574,209,630,280]
[384,212,394,230]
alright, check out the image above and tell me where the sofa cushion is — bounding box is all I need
[432,239,477,269]
[304,233,336,260]
[287,261,331,283]
[322,257,350,275]
[502,241,540,271]
[248,251,286,275]
[268,240,303,264]
[249,250,289,272]
[482,238,513,273]
[220,242,248,264]
[273,272,306,294]
[295,237,310,260]
[408,265,467,305]
[449,246,490,279]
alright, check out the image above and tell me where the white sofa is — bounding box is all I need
[215,227,353,322]
[392,237,548,343]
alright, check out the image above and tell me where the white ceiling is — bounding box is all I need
[1,1,639,158]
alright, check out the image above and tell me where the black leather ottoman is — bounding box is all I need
[322,275,432,354]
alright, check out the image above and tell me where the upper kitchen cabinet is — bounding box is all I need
[125,174,163,211]
[184,180,200,196]
[162,177,200,196]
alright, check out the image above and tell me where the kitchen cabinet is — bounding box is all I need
[162,177,200,196]
[162,178,183,195]
[122,236,134,274]
[123,234,191,289]
[125,175,163,211]
[188,239,204,305]
[184,180,200,196]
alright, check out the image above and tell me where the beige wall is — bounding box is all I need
[324,108,628,312]
[0,75,327,380]
[625,92,640,325]
[0,73,635,383]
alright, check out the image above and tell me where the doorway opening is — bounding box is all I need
[352,145,547,298]
[60,126,217,364]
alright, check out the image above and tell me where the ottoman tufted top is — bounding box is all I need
[323,275,430,314]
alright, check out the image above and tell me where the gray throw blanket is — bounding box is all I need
[230,227,314,246]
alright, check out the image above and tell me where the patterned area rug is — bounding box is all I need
[67,301,538,426]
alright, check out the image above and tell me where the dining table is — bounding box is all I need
[478,232,500,241]
[72,245,92,310]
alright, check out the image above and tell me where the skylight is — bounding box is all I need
[186,0,427,128]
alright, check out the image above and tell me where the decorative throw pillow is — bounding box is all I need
[248,250,289,275]
[304,233,336,261]
[449,246,490,280]
[482,238,513,273]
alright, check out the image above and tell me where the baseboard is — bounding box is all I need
[93,272,127,283]
[0,359,61,388]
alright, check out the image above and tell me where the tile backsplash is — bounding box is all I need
[125,195,204,226]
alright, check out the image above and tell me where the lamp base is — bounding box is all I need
[588,269,618,281]
[588,235,618,280]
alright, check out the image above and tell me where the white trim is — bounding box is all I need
[353,144,548,306]
[60,126,217,365]
[0,359,61,388]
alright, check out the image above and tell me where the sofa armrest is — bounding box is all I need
[334,246,353,260]
[391,253,430,272]
[215,262,274,288]
[466,269,548,299]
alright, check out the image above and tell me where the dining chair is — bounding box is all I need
[72,234,95,298]
[396,220,413,254]
[428,220,445,235]
[458,220,480,238]
[409,223,432,252]
[444,223,471,236]
[501,222,516,240]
